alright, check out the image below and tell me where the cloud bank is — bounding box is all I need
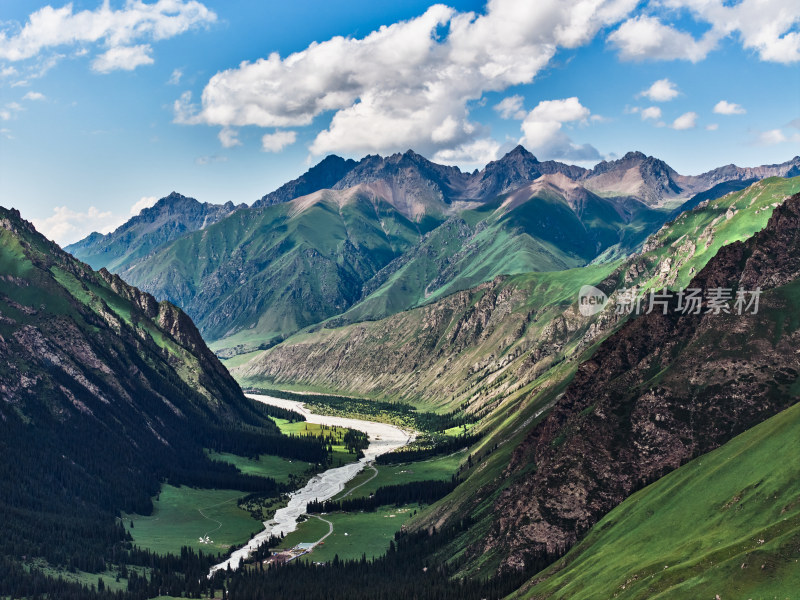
[0,1,216,73]
[175,0,637,160]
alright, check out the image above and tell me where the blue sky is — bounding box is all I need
[0,0,798,244]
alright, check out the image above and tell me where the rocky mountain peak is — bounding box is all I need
[253,154,358,208]
[621,150,647,161]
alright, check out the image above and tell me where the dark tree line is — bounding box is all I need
[342,428,369,454]
[306,478,459,513]
[376,433,482,464]
[214,517,539,600]
[248,399,305,423]
[204,424,329,463]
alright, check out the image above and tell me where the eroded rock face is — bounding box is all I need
[483,194,800,572]
[0,206,250,422]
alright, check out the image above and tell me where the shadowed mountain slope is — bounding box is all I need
[120,187,436,353]
[0,206,283,570]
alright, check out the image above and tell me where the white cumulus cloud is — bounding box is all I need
[218,127,241,148]
[755,129,787,145]
[0,1,216,74]
[494,95,526,120]
[713,100,746,115]
[130,195,158,215]
[22,91,45,100]
[32,205,119,245]
[638,79,680,102]
[640,106,662,121]
[671,111,698,130]
[176,0,637,156]
[433,138,501,167]
[519,97,601,160]
[611,0,800,64]
[92,44,154,73]
[608,15,718,62]
[261,130,297,153]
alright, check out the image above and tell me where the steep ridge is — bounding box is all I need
[321,174,662,327]
[481,192,800,573]
[582,152,800,207]
[0,206,278,570]
[65,192,245,271]
[460,145,587,200]
[70,151,800,357]
[517,398,800,599]
[582,151,682,205]
[333,149,468,211]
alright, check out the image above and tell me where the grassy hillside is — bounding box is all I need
[235,262,620,411]
[622,176,800,291]
[339,178,664,326]
[121,189,433,355]
[468,191,800,580]
[516,399,800,599]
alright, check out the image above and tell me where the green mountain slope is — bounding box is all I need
[70,151,799,361]
[121,187,436,354]
[517,398,800,599]
[329,173,664,326]
[472,191,800,575]
[233,177,800,412]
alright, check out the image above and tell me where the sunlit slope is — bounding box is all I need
[340,176,664,325]
[517,398,800,599]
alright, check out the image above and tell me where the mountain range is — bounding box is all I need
[65,148,800,356]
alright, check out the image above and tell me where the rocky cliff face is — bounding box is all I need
[482,193,800,571]
[235,178,799,414]
[581,151,684,206]
[0,206,284,575]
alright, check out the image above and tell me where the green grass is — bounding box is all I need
[270,419,361,467]
[639,176,800,291]
[23,559,150,594]
[278,516,332,550]
[334,451,464,500]
[517,399,800,600]
[206,450,313,485]
[278,506,419,562]
[220,350,264,369]
[124,485,265,557]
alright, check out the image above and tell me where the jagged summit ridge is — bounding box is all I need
[65,192,245,271]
